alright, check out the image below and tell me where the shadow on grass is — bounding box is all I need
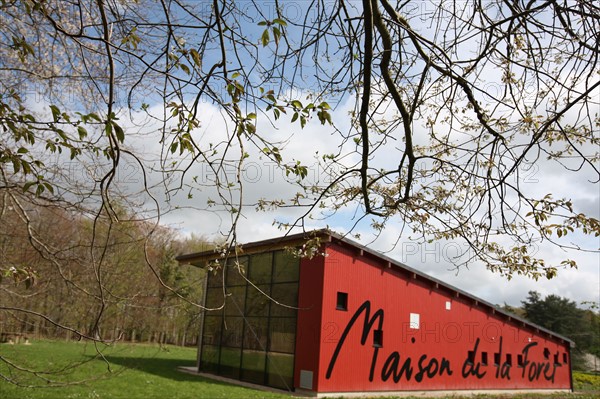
[99,354,234,388]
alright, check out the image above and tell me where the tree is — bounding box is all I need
[0,194,208,344]
[1,0,598,381]
[521,291,600,369]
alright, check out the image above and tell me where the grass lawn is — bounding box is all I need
[0,340,598,399]
[0,340,289,399]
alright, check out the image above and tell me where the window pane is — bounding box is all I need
[205,286,225,310]
[206,266,224,288]
[224,285,246,316]
[267,352,294,389]
[226,257,248,286]
[270,283,298,317]
[219,346,241,379]
[506,354,513,366]
[273,251,300,283]
[269,317,296,353]
[221,316,244,348]
[373,329,383,348]
[336,292,348,311]
[202,315,222,346]
[467,350,475,364]
[410,313,420,329]
[243,317,269,351]
[200,344,219,373]
[249,252,273,284]
[241,349,266,385]
[245,284,271,316]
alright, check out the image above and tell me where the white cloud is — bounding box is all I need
[107,82,600,309]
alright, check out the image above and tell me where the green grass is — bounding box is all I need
[573,371,600,391]
[0,340,289,399]
[1,340,598,399]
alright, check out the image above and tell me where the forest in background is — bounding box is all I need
[503,291,600,371]
[0,193,210,346]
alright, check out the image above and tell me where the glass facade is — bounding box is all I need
[199,250,299,390]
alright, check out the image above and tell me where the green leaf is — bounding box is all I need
[190,49,202,67]
[69,147,80,160]
[23,181,36,193]
[49,105,60,122]
[55,129,67,142]
[273,18,287,26]
[319,101,331,110]
[77,126,88,139]
[318,110,332,125]
[121,27,141,50]
[88,112,102,122]
[43,182,54,194]
[12,159,20,174]
[261,29,270,47]
[113,122,125,143]
[21,161,32,174]
[257,21,268,26]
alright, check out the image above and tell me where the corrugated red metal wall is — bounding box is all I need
[294,252,326,391]
[295,241,572,393]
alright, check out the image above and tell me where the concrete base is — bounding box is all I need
[177,366,308,397]
[295,388,573,398]
[177,367,572,398]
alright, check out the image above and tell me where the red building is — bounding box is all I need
[177,230,573,396]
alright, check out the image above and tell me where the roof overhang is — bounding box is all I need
[175,228,333,266]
